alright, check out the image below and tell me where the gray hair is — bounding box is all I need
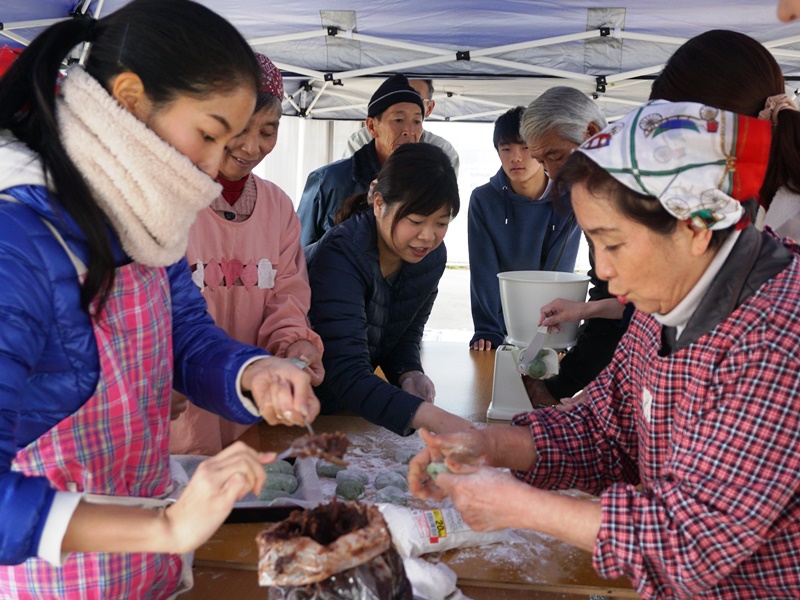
[520,86,607,145]
[410,78,434,99]
[255,92,283,115]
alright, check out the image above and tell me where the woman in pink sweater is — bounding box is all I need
[170,55,324,455]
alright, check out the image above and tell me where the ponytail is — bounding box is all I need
[334,192,371,224]
[0,0,260,314]
[0,18,115,314]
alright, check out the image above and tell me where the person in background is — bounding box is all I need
[649,29,800,240]
[343,78,460,175]
[520,86,632,405]
[170,54,324,456]
[0,1,318,596]
[468,106,581,351]
[411,100,800,598]
[306,143,472,436]
[297,74,424,246]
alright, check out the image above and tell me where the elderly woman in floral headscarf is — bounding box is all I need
[409,101,800,598]
[170,55,324,455]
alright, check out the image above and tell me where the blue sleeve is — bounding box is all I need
[380,287,436,384]
[0,213,59,564]
[542,213,582,273]
[308,242,423,436]
[168,260,267,424]
[297,170,327,247]
[467,191,505,348]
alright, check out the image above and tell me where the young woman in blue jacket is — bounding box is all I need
[306,143,472,436]
[0,1,318,596]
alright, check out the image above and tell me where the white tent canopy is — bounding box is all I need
[2,0,800,122]
[1,0,797,267]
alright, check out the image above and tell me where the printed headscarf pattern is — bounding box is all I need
[577,100,772,230]
[256,53,284,99]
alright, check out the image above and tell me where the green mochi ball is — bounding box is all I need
[526,358,547,379]
[394,449,418,464]
[263,472,298,494]
[392,464,409,477]
[336,468,369,486]
[375,470,409,492]
[316,460,347,478]
[258,488,293,502]
[336,478,365,500]
[263,460,294,475]
[375,485,408,506]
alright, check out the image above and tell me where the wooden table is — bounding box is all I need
[183,342,637,599]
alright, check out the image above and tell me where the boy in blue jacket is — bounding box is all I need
[468,107,582,350]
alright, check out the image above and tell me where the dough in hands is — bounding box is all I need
[426,462,450,479]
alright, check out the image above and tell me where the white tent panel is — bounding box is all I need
[1,1,799,121]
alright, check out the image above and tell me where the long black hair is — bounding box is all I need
[0,0,260,313]
[650,29,800,210]
[335,143,460,230]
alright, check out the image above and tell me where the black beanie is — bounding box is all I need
[367,74,425,118]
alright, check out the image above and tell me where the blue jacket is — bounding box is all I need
[305,211,445,436]
[467,169,582,347]
[0,182,266,565]
[297,141,381,246]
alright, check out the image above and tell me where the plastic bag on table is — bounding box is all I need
[257,500,413,600]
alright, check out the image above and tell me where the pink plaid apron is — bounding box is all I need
[0,233,184,599]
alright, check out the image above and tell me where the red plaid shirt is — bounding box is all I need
[513,254,800,599]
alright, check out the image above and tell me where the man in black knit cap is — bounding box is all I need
[297,74,424,246]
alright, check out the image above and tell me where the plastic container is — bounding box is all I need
[498,271,591,349]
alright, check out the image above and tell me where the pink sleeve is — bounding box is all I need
[256,191,323,357]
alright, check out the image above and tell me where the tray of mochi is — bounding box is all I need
[170,454,324,523]
[312,430,431,508]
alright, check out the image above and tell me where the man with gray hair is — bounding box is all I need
[520,86,633,406]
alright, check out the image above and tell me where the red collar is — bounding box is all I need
[217,174,249,206]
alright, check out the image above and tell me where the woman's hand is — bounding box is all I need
[284,339,325,386]
[408,427,494,500]
[399,370,435,403]
[164,442,274,553]
[241,356,320,426]
[433,464,528,531]
[538,298,587,333]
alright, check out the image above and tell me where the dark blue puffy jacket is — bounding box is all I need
[296,141,381,246]
[0,183,266,565]
[306,211,445,436]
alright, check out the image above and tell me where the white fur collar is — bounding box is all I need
[57,67,221,266]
